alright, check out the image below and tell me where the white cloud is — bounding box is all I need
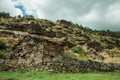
[0,0,23,16]
[15,0,47,18]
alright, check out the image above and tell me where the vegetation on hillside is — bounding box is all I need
[0,37,18,59]
[0,12,120,62]
[0,12,10,18]
[71,45,85,54]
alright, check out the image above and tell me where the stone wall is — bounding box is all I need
[0,58,120,72]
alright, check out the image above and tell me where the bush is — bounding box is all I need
[0,38,15,59]
[0,48,11,59]
[71,45,84,54]
[0,40,7,49]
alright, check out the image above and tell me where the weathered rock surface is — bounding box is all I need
[0,35,120,72]
[0,18,120,72]
[0,29,28,38]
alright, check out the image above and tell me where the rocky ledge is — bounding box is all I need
[0,18,120,72]
[0,35,120,72]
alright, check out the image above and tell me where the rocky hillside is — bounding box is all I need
[0,16,120,72]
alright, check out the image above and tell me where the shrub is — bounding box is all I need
[71,45,84,54]
[0,48,11,59]
[0,38,16,59]
[0,40,7,49]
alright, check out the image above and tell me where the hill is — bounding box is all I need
[0,13,120,72]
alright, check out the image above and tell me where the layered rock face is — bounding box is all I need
[0,18,120,72]
[0,35,120,72]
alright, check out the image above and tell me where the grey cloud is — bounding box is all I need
[41,0,120,31]
[0,0,120,31]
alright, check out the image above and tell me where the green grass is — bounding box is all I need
[0,71,119,80]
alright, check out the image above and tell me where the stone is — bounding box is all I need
[52,55,63,62]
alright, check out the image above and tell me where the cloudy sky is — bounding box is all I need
[0,0,120,31]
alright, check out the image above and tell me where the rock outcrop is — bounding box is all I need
[0,35,120,72]
[0,18,120,72]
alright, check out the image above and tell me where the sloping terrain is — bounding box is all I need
[0,17,120,72]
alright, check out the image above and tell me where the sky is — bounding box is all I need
[0,0,120,31]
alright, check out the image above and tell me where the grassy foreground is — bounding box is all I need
[0,71,120,80]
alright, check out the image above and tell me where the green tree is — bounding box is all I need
[0,12,10,18]
[24,15,34,20]
[17,15,22,18]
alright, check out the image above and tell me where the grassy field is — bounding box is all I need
[0,71,120,80]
